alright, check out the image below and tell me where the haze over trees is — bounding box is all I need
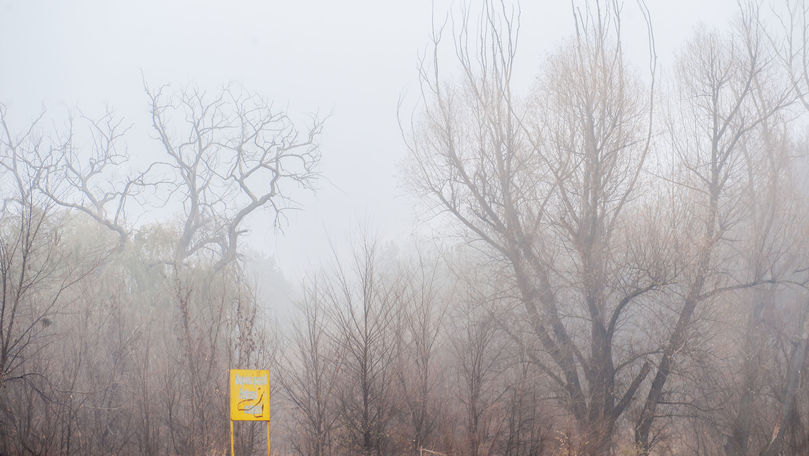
[4,1,809,455]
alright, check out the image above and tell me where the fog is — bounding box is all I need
[10,1,809,456]
[0,0,736,281]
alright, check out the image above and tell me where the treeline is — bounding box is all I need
[285,0,809,454]
[5,1,809,455]
[0,83,319,455]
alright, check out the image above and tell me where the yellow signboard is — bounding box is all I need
[229,369,270,421]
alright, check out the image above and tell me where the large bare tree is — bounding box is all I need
[403,1,663,453]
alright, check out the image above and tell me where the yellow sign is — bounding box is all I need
[229,369,270,421]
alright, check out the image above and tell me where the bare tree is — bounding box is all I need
[403,1,662,453]
[280,278,344,456]
[146,83,324,269]
[395,249,447,455]
[716,3,809,453]
[633,6,792,451]
[0,106,110,455]
[449,286,506,456]
[33,109,158,253]
[326,238,402,456]
[0,107,99,391]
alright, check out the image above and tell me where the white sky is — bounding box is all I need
[0,0,739,282]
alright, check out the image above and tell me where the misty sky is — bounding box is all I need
[0,0,738,281]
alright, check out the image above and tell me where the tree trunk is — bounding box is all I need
[760,302,809,456]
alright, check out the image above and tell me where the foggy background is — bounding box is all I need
[7,1,809,455]
[0,0,736,283]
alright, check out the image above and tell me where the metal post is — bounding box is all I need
[230,420,235,456]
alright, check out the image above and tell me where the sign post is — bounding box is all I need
[229,369,271,456]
